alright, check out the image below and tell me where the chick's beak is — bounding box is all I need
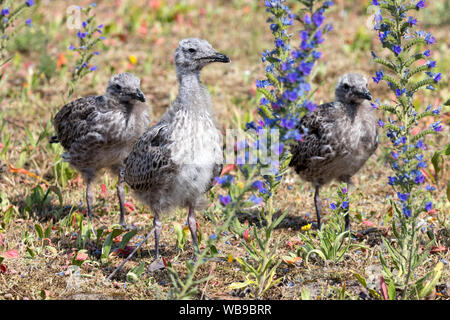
[357,88,372,101]
[134,89,146,102]
[210,52,231,63]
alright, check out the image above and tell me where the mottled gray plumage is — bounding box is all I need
[124,38,230,260]
[52,73,150,226]
[290,73,378,230]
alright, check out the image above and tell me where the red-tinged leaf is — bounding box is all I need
[43,238,53,246]
[0,264,6,273]
[430,246,448,254]
[3,250,19,258]
[114,246,134,257]
[282,256,302,265]
[57,53,67,69]
[362,220,376,227]
[75,251,88,261]
[162,257,170,268]
[149,0,162,9]
[411,127,420,136]
[427,209,437,215]
[124,202,135,212]
[113,236,122,243]
[101,184,107,199]
[220,164,235,176]
[286,241,293,249]
[9,165,50,185]
[379,275,388,300]
[243,229,249,243]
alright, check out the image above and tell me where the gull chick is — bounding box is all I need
[52,73,150,226]
[290,73,378,230]
[124,38,230,260]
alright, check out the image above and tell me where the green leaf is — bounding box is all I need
[35,224,44,239]
[419,262,443,298]
[374,57,396,72]
[101,228,124,263]
[126,262,146,283]
[387,278,396,300]
[118,229,137,250]
[300,287,311,300]
[352,271,367,288]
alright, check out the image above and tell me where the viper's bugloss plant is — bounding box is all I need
[297,184,365,264]
[68,2,105,98]
[0,0,35,67]
[370,0,444,299]
[216,0,334,298]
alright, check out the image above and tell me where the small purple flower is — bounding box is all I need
[425,33,435,44]
[424,201,432,212]
[341,201,349,209]
[299,62,313,75]
[249,195,263,205]
[275,38,284,48]
[391,152,399,159]
[427,60,436,68]
[402,206,412,218]
[26,0,35,6]
[372,0,379,5]
[397,192,409,202]
[330,203,337,210]
[312,11,324,26]
[303,14,312,25]
[424,49,431,57]
[69,44,75,51]
[77,31,87,39]
[431,121,442,132]
[280,118,295,129]
[377,119,385,127]
[25,19,32,26]
[395,88,406,96]
[373,69,383,83]
[433,73,441,82]
[342,187,348,194]
[388,176,398,186]
[1,7,9,16]
[219,195,232,206]
[304,101,317,112]
[408,16,417,25]
[415,173,425,184]
[392,45,402,55]
[425,184,435,191]
[416,0,425,9]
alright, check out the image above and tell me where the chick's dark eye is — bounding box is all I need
[188,48,196,53]
[343,84,350,90]
[115,84,122,90]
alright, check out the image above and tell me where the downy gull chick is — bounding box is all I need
[290,73,378,230]
[51,73,150,226]
[124,38,230,259]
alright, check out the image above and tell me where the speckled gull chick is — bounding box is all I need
[51,73,150,226]
[124,38,230,259]
[290,73,378,230]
